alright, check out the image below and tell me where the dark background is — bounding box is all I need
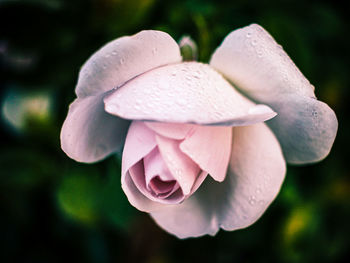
[0,0,349,262]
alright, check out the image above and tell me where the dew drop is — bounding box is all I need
[256,49,263,57]
[174,169,183,177]
[251,39,258,46]
[192,70,202,79]
[283,73,289,82]
[152,47,157,54]
[119,58,125,65]
[249,195,256,205]
[146,101,155,109]
[255,187,262,194]
[112,51,117,56]
[264,174,271,181]
[246,32,252,38]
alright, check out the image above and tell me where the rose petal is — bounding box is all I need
[123,169,167,212]
[210,24,316,101]
[156,135,201,195]
[144,147,175,183]
[267,95,338,164]
[218,123,286,231]
[210,23,337,163]
[104,62,276,126]
[121,121,185,211]
[121,121,157,176]
[121,121,161,211]
[151,122,286,238]
[60,93,130,163]
[76,30,182,98]
[180,125,232,182]
[128,160,184,205]
[151,190,219,239]
[144,147,181,198]
[144,122,195,140]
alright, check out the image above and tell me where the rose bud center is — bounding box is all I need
[144,147,181,200]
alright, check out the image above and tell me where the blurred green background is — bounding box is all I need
[0,0,349,262]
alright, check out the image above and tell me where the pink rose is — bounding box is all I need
[60,24,337,238]
[122,121,231,208]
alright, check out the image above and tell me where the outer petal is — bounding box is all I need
[151,123,286,238]
[210,24,337,164]
[104,62,276,126]
[121,121,164,212]
[267,95,338,163]
[180,125,232,182]
[121,121,157,176]
[76,30,182,98]
[60,93,130,163]
[218,123,286,231]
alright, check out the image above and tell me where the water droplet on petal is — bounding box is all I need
[248,195,257,205]
[255,187,262,194]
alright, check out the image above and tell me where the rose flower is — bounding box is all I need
[60,24,337,238]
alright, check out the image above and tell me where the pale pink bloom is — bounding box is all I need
[60,24,337,238]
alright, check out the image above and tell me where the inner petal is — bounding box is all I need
[149,176,178,197]
[143,147,180,199]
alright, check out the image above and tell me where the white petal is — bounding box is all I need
[210,24,315,101]
[76,30,182,98]
[210,24,337,163]
[180,125,232,182]
[151,190,220,239]
[218,123,286,231]
[151,123,286,238]
[104,62,276,126]
[267,95,338,164]
[144,122,195,140]
[60,93,130,163]
[121,121,157,176]
[121,121,165,212]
